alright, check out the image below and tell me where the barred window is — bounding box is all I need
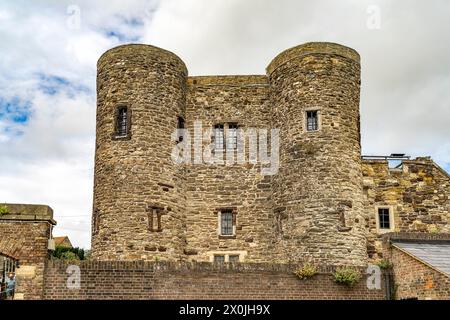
[227,123,238,151]
[116,106,128,136]
[214,124,225,151]
[220,209,233,236]
[228,255,239,263]
[378,208,391,229]
[214,255,225,263]
[306,110,318,131]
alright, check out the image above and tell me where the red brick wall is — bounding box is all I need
[388,246,449,300]
[0,221,52,300]
[43,261,387,300]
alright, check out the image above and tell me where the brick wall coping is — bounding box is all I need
[46,260,375,274]
[382,232,450,244]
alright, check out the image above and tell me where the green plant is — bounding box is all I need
[0,205,9,215]
[294,263,317,280]
[334,267,361,287]
[51,245,86,260]
[376,259,392,270]
[60,251,80,261]
[154,256,160,262]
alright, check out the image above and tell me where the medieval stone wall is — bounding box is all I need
[363,158,450,258]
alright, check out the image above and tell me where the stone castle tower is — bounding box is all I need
[92,42,368,265]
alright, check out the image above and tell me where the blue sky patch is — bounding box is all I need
[37,73,91,97]
[0,96,31,124]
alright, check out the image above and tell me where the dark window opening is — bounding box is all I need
[306,110,318,131]
[177,116,185,142]
[228,255,239,263]
[213,124,225,152]
[220,210,233,236]
[148,208,163,232]
[116,106,128,137]
[227,123,238,151]
[378,208,391,229]
[214,255,225,263]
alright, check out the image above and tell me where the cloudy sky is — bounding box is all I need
[0,0,449,249]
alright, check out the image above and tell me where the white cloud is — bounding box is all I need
[0,0,449,248]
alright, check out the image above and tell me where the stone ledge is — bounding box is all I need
[0,203,56,224]
[382,232,450,244]
[46,260,372,274]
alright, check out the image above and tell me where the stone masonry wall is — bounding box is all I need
[363,157,450,258]
[184,76,273,262]
[0,220,52,300]
[43,261,387,300]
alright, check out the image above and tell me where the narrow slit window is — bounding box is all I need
[177,116,185,142]
[116,106,128,136]
[214,124,225,152]
[214,255,225,263]
[378,208,391,229]
[220,210,233,236]
[306,110,318,131]
[227,123,238,151]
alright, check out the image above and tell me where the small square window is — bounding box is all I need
[306,110,318,132]
[214,255,225,263]
[228,255,239,263]
[378,208,391,229]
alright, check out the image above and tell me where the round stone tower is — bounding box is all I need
[267,42,367,266]
[92,44,187,260]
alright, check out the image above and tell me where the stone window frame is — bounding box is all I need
[375,205,395,234]
[303,107,322,133]
[207,250,247,263]
[215,207,238,239]
[211,122,240,154]
[112,103,132,140]
[147,205,165,232]
[93,208,100,235]
[176,115,185,143]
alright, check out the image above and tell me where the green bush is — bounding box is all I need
[334,267,361,287]
[376,259,392,269]
[0,205,8,215]
[294,263,317,280]
[51,245,85,260]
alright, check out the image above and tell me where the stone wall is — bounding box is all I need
[363,157,450,258]
[43,261,387,300]
[0,204,55,300]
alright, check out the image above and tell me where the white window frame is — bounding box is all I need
[375,205,395,233]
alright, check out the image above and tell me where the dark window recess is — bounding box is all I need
[148,208,163,232]
[93,209,100,233]
[306,110,318,131]
[177,116,185,142]
[378,208,391,229]
[116,106,128,136]
[221,210,233,236]
[214,255,225,263]
[227,123,238,151]
[214,124,225,152]
[228,255,239,263]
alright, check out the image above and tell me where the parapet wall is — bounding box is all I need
[43,261,387,300]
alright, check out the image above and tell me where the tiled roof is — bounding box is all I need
[393,241,450,277]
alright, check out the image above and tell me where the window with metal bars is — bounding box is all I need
[220,210,233,236]
[227,123,238,151]
[214,124,225,152]
[116,106,128,136]
[214,255,225,263]
[378,208,391,229]
[306,110,318,131]
[228,255,239,263]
